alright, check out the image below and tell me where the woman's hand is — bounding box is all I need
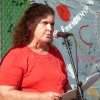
[40,92,62,100]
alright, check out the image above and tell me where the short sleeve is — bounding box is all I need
[0,49,23,87]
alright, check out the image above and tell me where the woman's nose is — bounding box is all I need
[46,24,52,31]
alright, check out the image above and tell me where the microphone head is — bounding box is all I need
[53,30,73,38]
[53,30,59,38]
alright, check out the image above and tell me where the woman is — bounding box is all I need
[0,3,72,100]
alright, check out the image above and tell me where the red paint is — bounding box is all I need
[56,4,71,22]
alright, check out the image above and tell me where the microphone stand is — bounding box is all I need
[62,37,84,100]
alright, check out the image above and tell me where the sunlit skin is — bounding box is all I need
[27,14,55,54]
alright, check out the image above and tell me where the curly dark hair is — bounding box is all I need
[13,3,55,47]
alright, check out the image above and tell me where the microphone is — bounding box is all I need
[53,30,73,38]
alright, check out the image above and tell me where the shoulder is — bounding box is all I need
[6,46,29,56]
[1,46,30,64]
[49,44,63,59]
[50,44,60,52]
[0,46,31,73]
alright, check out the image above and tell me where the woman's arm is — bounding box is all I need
[0,85,41,100]
[0,85,61,100]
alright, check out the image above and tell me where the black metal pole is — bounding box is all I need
[62,38,84,100]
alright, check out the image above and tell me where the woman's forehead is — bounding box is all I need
[34,14,55,23]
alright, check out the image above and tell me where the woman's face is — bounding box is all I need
[29,14,55,43]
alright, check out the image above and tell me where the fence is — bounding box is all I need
[0,0,30,58]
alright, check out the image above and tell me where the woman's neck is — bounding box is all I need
[27,40,49,54]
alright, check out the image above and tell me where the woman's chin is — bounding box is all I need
[42,38,53,43]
